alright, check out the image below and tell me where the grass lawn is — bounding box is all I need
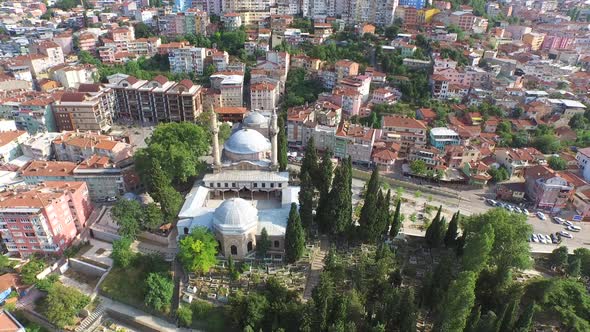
[99,255,171,315]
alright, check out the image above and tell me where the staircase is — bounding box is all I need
[303,238,329,300]
[75,304,105,332]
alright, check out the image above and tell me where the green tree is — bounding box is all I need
[177,305,193,327]
[111,236,134,268]
[143,203,163,231]
[513,301,535,332]
[316,152,335,233]
[278,116,288,171]
[42,283,90,329]
[409,160,427,175]
[134,22,155,38]
[488,166,510,182]
[141,159,183,222]
[298,170,314,232]
[461,223,494,273]
[111,199,143,239]
[573,248,590,277]
[567,256,582,277]
[444,211,459,247]
[135,122,210,185]
[285,203,305,263]
[20,258,46,285]
[425,206,446,247]
[178,227,218,274]
[301,137,319,187]
[462,209,532,281]
[145,272,174,312]
[359,168,380,242]
[256,227,271,258]
[434,271,477,332]
[547,156,567,171]
[399,288,417,332]
[532,134,561,154]
[389,199,402,238]
[548,246,569,270]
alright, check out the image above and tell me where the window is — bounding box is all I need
[23,225,33,230]
[270,183,274,188]
[254,183,258,188]
[247,241,253,252]
[25,232,35,237]
[12,232,22,237]
[15,239,24,244]
[230,245,238,255]
[7,219,16,223]
[232,183,236,187]
[274,240,280,248]
[20,246,28,249]
[224,183,228,188]
[278,183,282,188]
[262,183,266,188]
[217,183,221,188]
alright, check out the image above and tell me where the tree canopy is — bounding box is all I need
[145,272,174,312]
[178,227,219,274]
[42,283,90,329]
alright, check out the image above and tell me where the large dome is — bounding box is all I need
[243,111,267,127]
[213,198,257,232]
[224,129,271,155]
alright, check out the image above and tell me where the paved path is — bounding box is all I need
[303,237,329,301]
[99,296,193,332]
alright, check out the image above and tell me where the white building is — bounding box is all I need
[250,81,279,111]
[169,47,208,75]
[50,64,97,89]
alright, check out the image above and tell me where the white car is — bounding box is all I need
[523,208,530,215]
[537,234,547,244]
[558,231,573,239]
[553,217,565,224]
[564,221,574,227]
[514,207,522,214]
[543,234,552,243]
[536,212,546,220]
[531,234,539,242]
[566,225,582,232]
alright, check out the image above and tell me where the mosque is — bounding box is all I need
[176,109,299,260]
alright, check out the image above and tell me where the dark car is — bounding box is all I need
[550,233,559,244]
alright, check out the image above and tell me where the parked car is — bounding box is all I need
[531,234,539,242]
[514,207,522,214]
[536,212,546,220]
[522,208,530,215]
[550,233,559,244]
[538,234,548,244]
[486,199,497,206]
[564,221,574,227]
[553,217,565,224]
[566,225,581,232]
[558,231,573,239]
[105,196,117,202]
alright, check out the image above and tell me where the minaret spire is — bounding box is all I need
[210,106,221,167]
[270,109,278,168]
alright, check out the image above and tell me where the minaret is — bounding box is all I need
[210,106,221,168]
[270,109,278,168]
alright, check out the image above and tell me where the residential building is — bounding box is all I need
[408,146,445,168]
[53,84,114,133]
[496,182,526,202]
[250,82,279,111]
[221,12,242,29]
[444,145,480,168]
[52,131,133,164]
[335,60,359,81]
[21,132,63,160]
[215,107,247,123]
[108,75,203,123]
[449,11,488,33]
[49,64,97,89]
[334,122,378,165]
[372,142,399,172]
[78,33,98,52]
[429,127,460,149]
[0,181,92,257]
[21,159,126,201]
[169,47,208,75]
[0,131,28,164]
[522,32,545,51]
[576,147,590,182]
[495,147,546,177]
[286,102,342,150]
[399,0,426,9]
[525,165,574,213]
[9,94,57,135]
[0,310,25,332]
[29,40,64,69]
[380,116,427,158]
[210,72,244,107]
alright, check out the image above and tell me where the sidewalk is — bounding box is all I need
[99,296,194,332]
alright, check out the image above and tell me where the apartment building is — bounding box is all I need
[522,32,545,51]
[429,127,460,149]
[0,130,28,164]
[334,122,378,165]
[380,116,427,158]
[2,93,58,135]
[52,84,114,133]
[449,11,488,33]
[287,102,342,150]
[495,147,546,177]
[21,159,126,201]
[158,9,209,37]
[79,33,98,52]
[335,59,359,81]
[49,64,97,89]
[210,72,244,107]
[525,165,574,213]
[169,47,208,75]
[221,12,242,30]
[29,40,64,69]
[0,181,92,257]
[109,75,203,123]
[408,146,445,168]
[52,131,133,164]
[250,82,279,111]
[21,132,63,160]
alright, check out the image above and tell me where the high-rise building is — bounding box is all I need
[0,181,93,257]
[52,84,115,133]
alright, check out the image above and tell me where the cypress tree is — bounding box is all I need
[285,203,305,263]
[389,199,402,238]
[465,306,482,332]
[330,164,353,235]
[257,227,271,258]
[277,116,288,171]
[399,288,417,332]
[379,190,392,236]
[425,205,442,246]
[444,211,460,247]
[434,271,477,332]
[301,137,319,188]
[298,170,314,232]
[359,168,380,242]
[371,190,385,242]
[513,301,535,332]
[499,298,519,332]
[434,216,448,247]
[318,151,334,195]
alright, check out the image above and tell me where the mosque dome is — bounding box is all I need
[224,129,271,155]
[243,111,267,127]
[213,198,258,232]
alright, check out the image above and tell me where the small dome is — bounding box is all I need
[243,112,267,127]
[213,198,257,232]
[224,129,271,155]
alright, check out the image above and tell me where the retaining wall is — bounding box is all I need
[68,258,108,277]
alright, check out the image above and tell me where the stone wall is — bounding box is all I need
[68,258,108,277]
